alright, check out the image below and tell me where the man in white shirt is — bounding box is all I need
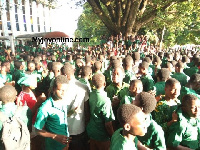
[61,62,90,150]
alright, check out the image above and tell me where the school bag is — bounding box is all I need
[0,106,30,150]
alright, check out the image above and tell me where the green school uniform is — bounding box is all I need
[183,66,199,77]
[86,89,115,141]
[123,70,136,84]
[140,74,155,92]
[119,91,135,106]
[110,128,138,150]
[105,82,129,101]
[152,96,180,133]
[171,72,189,86]
[187,62,195,68]
[0,103,32,150]
[103,67,113,87]
[13,70,25,94]
[34,97,69,150]
[167,106,200,149]
[155,81,165,96]
[0,73,12,83]
[138,115,166,150]
[179,86,200,102]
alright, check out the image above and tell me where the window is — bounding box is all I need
[15,4,17,13]
[22,6,25,14]
[16,23,19,31]
[15,14,18,22]
[7,22,11,30]
[24,24,27,31]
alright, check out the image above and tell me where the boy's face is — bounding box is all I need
[53,83,68,100]
[112,68,124,84]
[28,63,35,72]
[126,110,147,136]
[165,83,181,99]
[129,82,143,97]
[139,67,147,75]
[184,99,200,118]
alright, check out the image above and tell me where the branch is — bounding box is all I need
[126,0,143,35]
[121,0,131,27]
[87,0,119,33]
[115,0,122,28]
[137,1,178,27]
[138,0,148,17]
[101,0,116,22]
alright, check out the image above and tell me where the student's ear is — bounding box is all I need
[103,81,106,87]
[124,123,131,131]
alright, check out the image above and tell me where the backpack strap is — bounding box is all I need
[0,106,24,123]
[13,106,24,118]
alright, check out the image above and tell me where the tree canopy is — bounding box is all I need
[75,0,200,47]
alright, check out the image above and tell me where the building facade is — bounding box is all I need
[0,0,51,47]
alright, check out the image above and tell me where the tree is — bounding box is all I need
[75,0,198,37]
[76,3,110,46]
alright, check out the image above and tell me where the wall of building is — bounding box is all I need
[0,0,51,46]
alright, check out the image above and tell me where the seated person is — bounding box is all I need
[167,94,200,150]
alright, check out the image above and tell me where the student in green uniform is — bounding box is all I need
[167,94,200,150]
[75,58,83,79]
[153,78,181,135]
[122,55,136,84]
[105,66,129,107]
[103,56,118,87]
[179,73,200,101]
[184,57,199,77]
[155,68,170,96]
[93,61,102,74]
[164,62,175,76]
[0,61,13,84]
[86,73,115,150]
[79,66,92,92]
[151,56,162,82]
[132,92,166,150]
[110,104,147,150]
[34,75,70,150]
[120,79,143,106]
[137,61,155,92]
[26,61,42,82]
[171,61,190,86]
[13,61,26,94]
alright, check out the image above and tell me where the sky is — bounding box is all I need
[50,0,83,38]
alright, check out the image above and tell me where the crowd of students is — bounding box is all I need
[0,34,200,150]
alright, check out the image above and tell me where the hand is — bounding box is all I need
[53,134,72,145]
